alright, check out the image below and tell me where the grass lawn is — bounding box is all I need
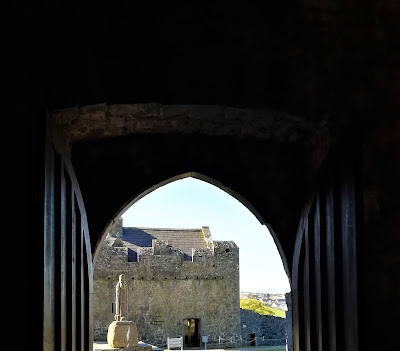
[240,298,286,318]
[268,308,286,318]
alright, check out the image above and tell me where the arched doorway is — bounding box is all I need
[94,172,290,279]
[48,103,360,351]
[92,174,291,349]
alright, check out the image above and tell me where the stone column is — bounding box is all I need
[285,292,293,351]
[107,274,138,348]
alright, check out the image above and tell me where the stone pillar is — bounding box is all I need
[115,274,128,321]
[108,274,138,348]
[285,292,293,351]
[118,217,123,238]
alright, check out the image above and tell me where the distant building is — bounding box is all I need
[241,292,288,311]
[93,219,241,349]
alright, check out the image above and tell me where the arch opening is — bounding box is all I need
[94,172,290,282]
[92,173,291,348]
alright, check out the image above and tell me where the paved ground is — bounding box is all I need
[93,343,286,351]
[229,347,286,350]
[93,341,163,350]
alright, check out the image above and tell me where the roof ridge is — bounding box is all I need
[124,227,204,231]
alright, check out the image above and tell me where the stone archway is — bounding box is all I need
[92,172,292,347]
[93,171,291,284]
[53,102,330,271]
[52,102,337,351]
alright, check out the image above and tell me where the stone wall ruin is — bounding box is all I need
[93,225,241,348]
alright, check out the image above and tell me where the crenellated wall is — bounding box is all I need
[93,236,240,348]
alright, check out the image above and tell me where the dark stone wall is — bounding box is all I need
[240,309,287,346]
[70,120,310,270]
[359,117,400,350]
[7,2,400,349]
[8,1,400,118]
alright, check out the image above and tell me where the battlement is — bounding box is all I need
[94,223,239,281]
[102,219,236,263]
[93,223,240,345]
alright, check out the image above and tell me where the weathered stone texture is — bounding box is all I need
[52,104,321,147]
[240,309,287,346]
[93,235,240,348]
[107,321,138,348]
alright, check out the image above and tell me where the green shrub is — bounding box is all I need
[240,298,285,318]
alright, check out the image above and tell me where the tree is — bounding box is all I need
[240,298,276,316]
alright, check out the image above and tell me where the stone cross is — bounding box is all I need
[108,274,138,348]
[115,274,128,321]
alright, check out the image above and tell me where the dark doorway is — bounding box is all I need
[183,318,200,348]
[247,333,256,346]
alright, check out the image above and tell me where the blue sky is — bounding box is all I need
[121,177,290,293]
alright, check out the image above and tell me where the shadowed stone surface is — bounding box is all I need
[12,2,400,350]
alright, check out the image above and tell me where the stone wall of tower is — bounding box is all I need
[93,238,240,348]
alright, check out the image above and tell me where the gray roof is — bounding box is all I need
[118,227,208,261]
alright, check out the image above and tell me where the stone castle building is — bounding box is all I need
[93,219,241,348]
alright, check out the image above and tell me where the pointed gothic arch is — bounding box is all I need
[93,171,291,285]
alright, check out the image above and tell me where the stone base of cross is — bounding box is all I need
[107,320,138,348]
